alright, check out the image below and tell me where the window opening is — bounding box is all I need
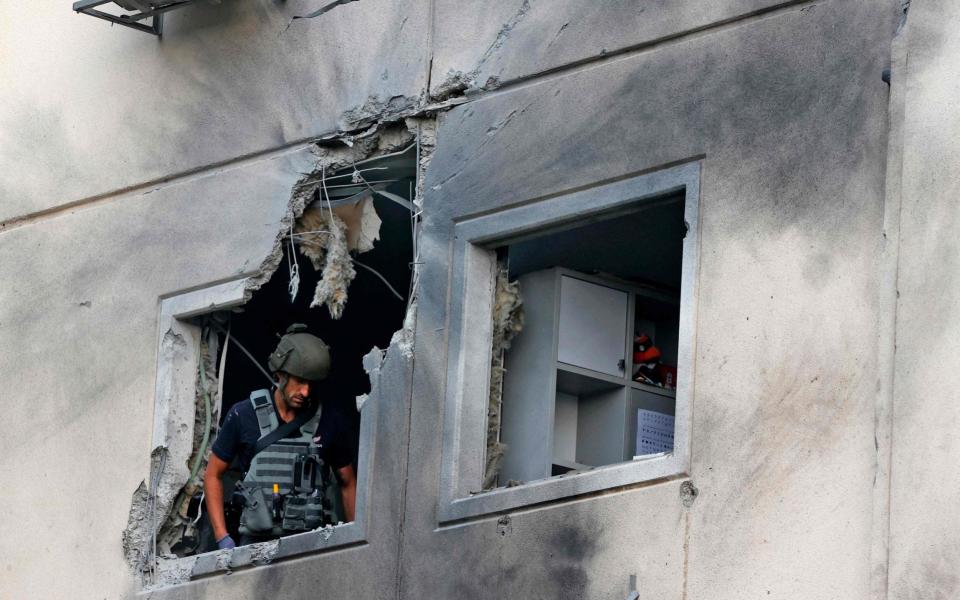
[154,146,416,559]
[485,194,686,489]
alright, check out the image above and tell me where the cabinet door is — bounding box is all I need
[557,275,628,377]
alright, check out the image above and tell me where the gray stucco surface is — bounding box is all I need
[407,2,895,598]
[429,0,801,94]
[0,0,429,222]
[8,0,960,598]
[888,1,960,597]
[0,147,313,598]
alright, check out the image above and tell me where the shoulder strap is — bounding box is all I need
[249,389,276,437]
[254,399,320,455]
[301,403,322,438]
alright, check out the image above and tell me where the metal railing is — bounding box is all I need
[72,0,200,35]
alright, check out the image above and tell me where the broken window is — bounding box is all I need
[130,138,421,584]
[436,163,700,521]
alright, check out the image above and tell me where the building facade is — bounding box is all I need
[1,1,957,598]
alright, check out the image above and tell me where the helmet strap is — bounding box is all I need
[275,373,290,405]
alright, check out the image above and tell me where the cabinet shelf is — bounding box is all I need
[500,267,680,483]
[628,380,676,398]
[556,363,625,395]
[551,459,593,472]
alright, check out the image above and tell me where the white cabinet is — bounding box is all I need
[499,268,678,484]
[557,276,628,377]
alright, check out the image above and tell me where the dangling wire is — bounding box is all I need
[320,164,334,222]
[353,259,405,301]
[287,223,301,303]
[192,491,205,525]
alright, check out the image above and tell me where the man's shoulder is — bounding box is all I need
[224,390,270,423]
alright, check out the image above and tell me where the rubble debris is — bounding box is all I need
[149,555,198,590]
[243,122,413,305]
[355,393,369,411]
[483,264,525,489]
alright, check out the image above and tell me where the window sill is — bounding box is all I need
[439,451,688,523]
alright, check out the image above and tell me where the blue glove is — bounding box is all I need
[216,534,236,550]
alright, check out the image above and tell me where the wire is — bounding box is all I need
[192,491,205,525]
[287,223,301,303]
[215,320,230,435]
[207,322,275,387]
[188,338,213,484]
[147,448,167,585]
[353,259,405,301]
[320,164,334,222]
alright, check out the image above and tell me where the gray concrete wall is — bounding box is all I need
[408,2,897,598]
[0,0,430,222]
[0,2,430,597]
[6,0,951,598]
[888,1,960,598]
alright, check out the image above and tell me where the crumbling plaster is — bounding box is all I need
[887,0,960,598]
[404,1,896,598]
[0,0,431,223]
[121,122,426,593]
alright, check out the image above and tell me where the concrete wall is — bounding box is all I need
[888,1,960,598]
[0,2,429,598]
[0,0,430,222]
[409,2,896,598]
[6,0,956,598]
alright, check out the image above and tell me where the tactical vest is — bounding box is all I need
[237,390,343,537]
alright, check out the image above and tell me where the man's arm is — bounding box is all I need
[203,454,234,546]
[337,464,356,522]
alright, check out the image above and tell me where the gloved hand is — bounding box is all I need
[216,534,236,550]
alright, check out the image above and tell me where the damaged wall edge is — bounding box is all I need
[123,279,248,584]
[126,116,439,591]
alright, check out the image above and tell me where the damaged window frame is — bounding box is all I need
[142,279,380,581]
[436,162,701,522]
[132,129,428,585]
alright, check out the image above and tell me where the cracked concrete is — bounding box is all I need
[242,122,416,303]
[120,115,435,592]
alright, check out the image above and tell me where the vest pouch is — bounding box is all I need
[281,495,310,531]
[303,494,328,529]
[238,486,276,535]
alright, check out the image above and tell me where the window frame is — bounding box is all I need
[436,162,701,522]
[149,278,375,580]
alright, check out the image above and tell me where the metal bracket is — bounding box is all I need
[72,0,200,35]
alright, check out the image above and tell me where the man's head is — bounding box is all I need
[268,323,331,409]
[275,373,312,410]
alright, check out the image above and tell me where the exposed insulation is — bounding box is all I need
[330,192,382,253]
[295,190,385,319]
[483,264,524,489]
[296,205,357,319]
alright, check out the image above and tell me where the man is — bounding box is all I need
[204,324,357,550]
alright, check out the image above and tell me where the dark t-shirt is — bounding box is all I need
[211,392,356,473]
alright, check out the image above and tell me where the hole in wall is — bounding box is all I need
[153,144,417,559]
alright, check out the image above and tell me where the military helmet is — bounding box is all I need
[268,324,331,381]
